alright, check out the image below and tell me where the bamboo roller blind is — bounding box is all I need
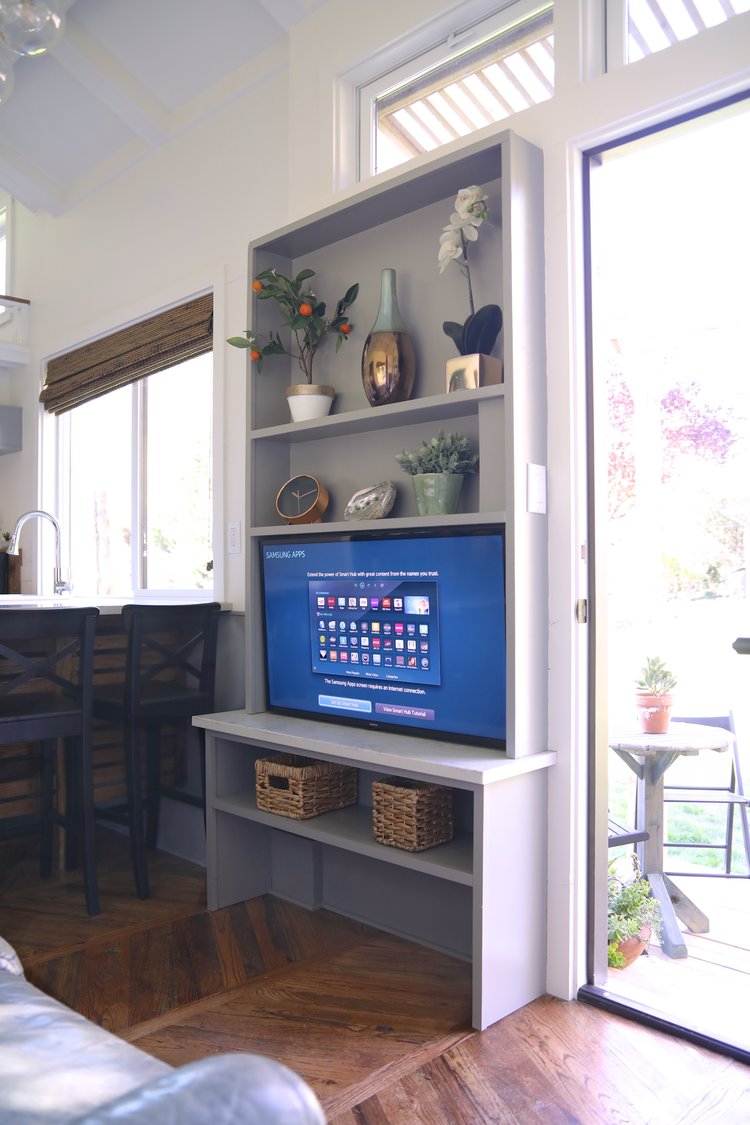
[40,293,213,415]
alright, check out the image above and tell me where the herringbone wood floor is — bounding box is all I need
[1,830,749,1123]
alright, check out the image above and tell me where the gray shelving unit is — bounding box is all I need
[199,128,552,1031]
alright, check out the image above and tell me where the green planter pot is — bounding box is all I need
[412,473,464,516]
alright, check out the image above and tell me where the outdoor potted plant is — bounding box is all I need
[635,655,677,733]
[228,267,359,422]
[395,429,478,515]
[607,856,662,969]
[439,184,502,392]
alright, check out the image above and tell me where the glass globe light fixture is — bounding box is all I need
[0,1,65,58]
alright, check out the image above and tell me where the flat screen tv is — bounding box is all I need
[258,524,506,748]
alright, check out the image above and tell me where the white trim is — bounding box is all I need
[353,0,552,179]
[606,0,628,71]
[42,268,226,602]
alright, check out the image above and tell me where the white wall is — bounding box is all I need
[0,48,291,607]
[0,0,749,1003]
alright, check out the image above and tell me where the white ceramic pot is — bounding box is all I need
[285,384,335,422]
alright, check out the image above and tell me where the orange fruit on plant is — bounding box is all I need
[299,303,313,316]
[340,323,352,335]
[251,279,264,293]
[250,349,261,361]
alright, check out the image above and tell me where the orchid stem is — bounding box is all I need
[461,235,476,317]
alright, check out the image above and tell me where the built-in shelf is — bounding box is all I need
[198,709,556,1030]
[202,128,550,1033]
[249,510,508,539]
[250,385,504,444]
[212,788,474,886]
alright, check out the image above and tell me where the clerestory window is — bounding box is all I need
[609,0,750,65]
[359,1,554,178]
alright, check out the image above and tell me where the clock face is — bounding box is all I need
[275,474,329,524]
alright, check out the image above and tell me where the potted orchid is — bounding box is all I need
[228,267,358,421]
[439,185,502,392]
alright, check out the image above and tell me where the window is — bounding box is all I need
[359,2,553,177]
[46,296,214,598]
[610,0,750,64]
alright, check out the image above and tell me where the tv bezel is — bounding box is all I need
[257,522,507,749]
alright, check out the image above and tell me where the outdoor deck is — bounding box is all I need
[606,871,750,1052]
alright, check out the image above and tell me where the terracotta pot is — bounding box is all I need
[635,691,673,733]
[615,924,651,968]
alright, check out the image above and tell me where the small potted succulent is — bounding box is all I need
[608,856,662,969]
[228,267,358,422]
[635,656,677,733]
[439,185,502,392]
[395,430,478,515]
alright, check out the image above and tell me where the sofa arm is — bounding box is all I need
[72,1053,325,1125]
[0,936,24,977]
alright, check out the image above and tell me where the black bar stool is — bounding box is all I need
[92,602,221,899]
[0,607,101,915]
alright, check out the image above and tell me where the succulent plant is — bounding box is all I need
[395,430,479,476]
[635,656,677,696]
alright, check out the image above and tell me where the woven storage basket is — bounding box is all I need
[255,753,357,820]
[371,776,453,852]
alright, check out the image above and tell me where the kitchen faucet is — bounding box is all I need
[7,510,71,596]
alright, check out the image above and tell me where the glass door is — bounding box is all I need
[586,93,750,1055]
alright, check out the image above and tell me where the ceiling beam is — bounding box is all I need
[0,146,66,216]
[51,18,170,146]
[255,0,312,33]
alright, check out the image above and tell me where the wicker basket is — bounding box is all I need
[371,776,453,852]
[255,753,357,820]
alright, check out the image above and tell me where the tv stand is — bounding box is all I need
[195,710,555,1031]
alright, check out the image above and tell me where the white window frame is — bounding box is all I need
[55,359,215,601]
[357,0,554,181]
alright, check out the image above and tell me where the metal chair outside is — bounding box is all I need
[662,713,749,878]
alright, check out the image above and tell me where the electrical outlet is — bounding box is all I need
[228,522,241,555]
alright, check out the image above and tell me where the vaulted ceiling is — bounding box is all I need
[0,0,327,216]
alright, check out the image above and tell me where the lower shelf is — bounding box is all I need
[212,790,473,887]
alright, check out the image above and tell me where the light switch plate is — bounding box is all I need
[526,463,547,514]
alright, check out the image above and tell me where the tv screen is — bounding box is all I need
[258,525,506,748]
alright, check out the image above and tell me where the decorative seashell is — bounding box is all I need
[344,481,396,521]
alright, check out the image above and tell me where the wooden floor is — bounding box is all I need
[1,832,749,1124]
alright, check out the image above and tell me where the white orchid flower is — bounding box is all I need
[438,226,464,272]
[450,213,480,240]
[439,185,492,319]
[453,186,488,223]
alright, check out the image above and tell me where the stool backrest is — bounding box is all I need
[0,606,100,735]
[120,602,221,714]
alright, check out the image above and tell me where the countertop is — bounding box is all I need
[0,595,233,614]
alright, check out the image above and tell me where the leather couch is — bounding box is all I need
[0,936,325,1124]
